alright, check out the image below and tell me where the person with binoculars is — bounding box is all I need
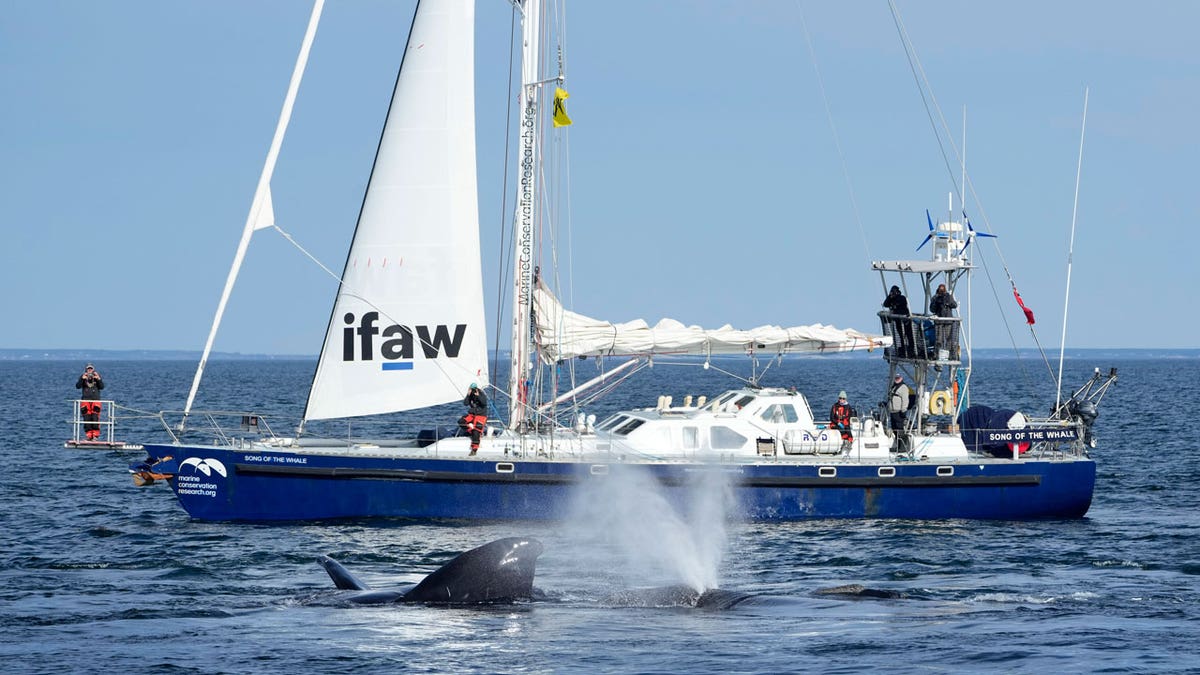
[75,364,105,440]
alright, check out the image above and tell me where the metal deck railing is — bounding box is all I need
[878,311,961,362]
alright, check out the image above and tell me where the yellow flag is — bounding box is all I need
[552,87,572,127]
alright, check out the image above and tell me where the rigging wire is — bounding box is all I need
[271,225,344,285]
[887,0,1058,392]
[271,223,477,392]
[543,2,564,421]
[793,1,871,263]
[554,0,583,418]
[491,5,521,399]
[887,1,963,210]
[886,1,1028,394]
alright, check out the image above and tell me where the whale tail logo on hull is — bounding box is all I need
[180,457,228,478]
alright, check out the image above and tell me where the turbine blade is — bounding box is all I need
[963,213,997,238]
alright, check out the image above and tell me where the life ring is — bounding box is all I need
[928,390,953,415]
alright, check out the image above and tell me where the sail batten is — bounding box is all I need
[305,1,487,421]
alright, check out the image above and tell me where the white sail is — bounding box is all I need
[533,280,889,362]
[183,0,324,420]
[305,0,487,421]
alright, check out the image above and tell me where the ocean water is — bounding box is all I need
[1,355,1197,674]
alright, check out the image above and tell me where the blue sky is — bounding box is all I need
[2,1,1195,354]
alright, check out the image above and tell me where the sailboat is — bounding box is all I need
[130,1,1112,521]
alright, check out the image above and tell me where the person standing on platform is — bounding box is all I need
[75,363,105,440]
[930,283,958,358]
[882,285,912,357]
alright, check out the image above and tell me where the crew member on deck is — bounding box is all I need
[462,383,488,456]
[75,363,104,440]
[830,391,854,449]
[930,283,959,358]
[888,375,913,450]
[882,285,913,357]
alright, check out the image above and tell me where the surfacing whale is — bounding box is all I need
[812,583,906,600]
[602,583,905,609]
[319,537,543,605]
[601,585,758,610]
[316,537,900,609]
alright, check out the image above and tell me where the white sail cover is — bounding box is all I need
[533,280,889,362]
[306,1,488,420]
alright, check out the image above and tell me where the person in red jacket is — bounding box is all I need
[830,391,854,449]
[461,383,489,456]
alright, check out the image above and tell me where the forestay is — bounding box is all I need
[533,280,889,362]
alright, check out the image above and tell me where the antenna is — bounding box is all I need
[962,105,971,368]
[1056,87,1089,410]
[961,105,967,215]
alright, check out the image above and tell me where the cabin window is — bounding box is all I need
[760,404,799,423]
[682,426,699,449]
[710,426,748,450]
[614,418,645,436]
[733,395,755,410]
[596,415,627,432]
[713,392,738,409]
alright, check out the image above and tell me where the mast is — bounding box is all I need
[509,0,544,431]
[182,0,325,425]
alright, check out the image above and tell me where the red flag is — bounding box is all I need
[1013,289,1036,325]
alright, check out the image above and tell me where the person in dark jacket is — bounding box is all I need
[929,283,959,358]
[75,363,105,440]
[461,383,489,456]
[882,285,913,357]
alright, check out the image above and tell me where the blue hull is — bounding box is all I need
[140,444,1095,522]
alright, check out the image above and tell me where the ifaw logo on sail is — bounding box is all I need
[341,311,468,370]
[176,457,227,499]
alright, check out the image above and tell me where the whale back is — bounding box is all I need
[402,537,544,604]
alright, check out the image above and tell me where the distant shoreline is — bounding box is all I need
[2,347,1197,361]
[0,349,311,361]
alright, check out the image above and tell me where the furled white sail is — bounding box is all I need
[533,280,889,362]
[306,0,488,421]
